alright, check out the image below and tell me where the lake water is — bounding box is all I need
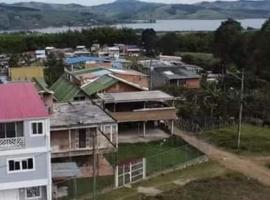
[2,18,267,33]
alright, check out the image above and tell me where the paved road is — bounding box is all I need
[174,128,270,186]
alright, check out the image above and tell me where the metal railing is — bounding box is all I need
[0,137,25,149]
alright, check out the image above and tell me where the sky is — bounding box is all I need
[3,0,237,6]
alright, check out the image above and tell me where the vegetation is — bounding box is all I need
[108,137,202,174]
[2,0,270,30]
[98,161,227,200]
[145,173,270,200]
[200,124,270,155]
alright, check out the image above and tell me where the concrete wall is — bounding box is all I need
[105,82,141,93]
[0,152,50,184]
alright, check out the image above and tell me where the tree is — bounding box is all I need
[214,18,243,71]
[158,33,179,55]
[44,53,65,86]
[141,29,157,56]
[8,54,20,68]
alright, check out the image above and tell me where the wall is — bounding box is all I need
[105,82,141,93]
[0,152,50,184]
[113,74,149,89]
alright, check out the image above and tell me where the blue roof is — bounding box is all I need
[65,56,111,65]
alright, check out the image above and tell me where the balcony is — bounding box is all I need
[0,137,25,150]
[109,107,177,123]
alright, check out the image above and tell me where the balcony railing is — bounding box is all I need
[0,137,25,150]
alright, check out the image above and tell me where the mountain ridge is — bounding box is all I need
[0,0,269,30]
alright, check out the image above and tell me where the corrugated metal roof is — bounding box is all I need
[50,76,81,102]
[65,56,110,65]
[81,75,118,96]
[0,83,48,121]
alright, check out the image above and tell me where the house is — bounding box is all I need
[9,66,44,81]
[50,68,148,102]
[0,83,52,200]
[152,66,201,89]
[35,50,46,59]
[98,47,120,59]
[98,90,177,138]
[50,101,117,181]
[65,56,111,70]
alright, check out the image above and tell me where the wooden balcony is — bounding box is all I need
[0,137,25,150]
[109,107,177,123]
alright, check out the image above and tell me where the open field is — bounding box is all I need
[144,172,270,200]
[200,124,270,155]
[97,161,227,200]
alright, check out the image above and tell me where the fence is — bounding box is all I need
[53,137,206,199]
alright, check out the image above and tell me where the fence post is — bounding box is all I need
[115,165,119,188]
[129,162,132,183]
[143,158,146,179]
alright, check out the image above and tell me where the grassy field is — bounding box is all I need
[109,136,203,174]
[145,172,270,200]
[200,124,270,155]
[58,176,114,200]
[97,161,227,200]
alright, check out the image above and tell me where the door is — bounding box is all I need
[79,129,86,148]
[0,189,19,200]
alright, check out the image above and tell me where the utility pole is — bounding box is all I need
[92,130,97,200]
[237,68,244,149]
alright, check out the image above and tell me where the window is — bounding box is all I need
[0,122,23,138]
[8,158,35,173]
[31,122,44,135]
[26,187,41,199]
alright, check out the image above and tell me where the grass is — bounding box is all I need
[200,124,270,155]
[108,136,203,174]
[97,161,227,200]
[144,173,270,200]
[58,175,114,200]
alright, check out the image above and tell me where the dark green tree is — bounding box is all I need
[44,53,65,86]
[8,54,20,68]
[214,18,243,71]
[158,32,179,55]
[141,29,157,56]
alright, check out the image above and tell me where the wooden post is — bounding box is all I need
[171,120,174,135]
[69,129,72,149]
[143,122,146,137]
[115,165,119,188]
[143,158,146,179]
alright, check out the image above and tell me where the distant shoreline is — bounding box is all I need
[0,18,267,34]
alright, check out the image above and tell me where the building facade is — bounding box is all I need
[0,83,52,200]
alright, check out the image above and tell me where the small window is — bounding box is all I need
[8,158,34,173]
[26,187,41,199]
[31,122,44,135]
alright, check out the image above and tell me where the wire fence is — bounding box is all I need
[52,136,205,200]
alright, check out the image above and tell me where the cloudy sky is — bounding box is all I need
[4,0,237,6]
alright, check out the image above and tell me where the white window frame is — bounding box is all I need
[25,186,42,199]
[7,157,35,174]
[30,121,45,136]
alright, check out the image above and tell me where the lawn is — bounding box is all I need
[57,175,114,200]
[97,161,227,200]
[145,173,270,200]
[200,124,270,155]
[108,136,203,174]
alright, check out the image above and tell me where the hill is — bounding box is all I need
[1,0,270,30]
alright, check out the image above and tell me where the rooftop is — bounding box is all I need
[98,90,174,103]
[50,101,115,129]
[0,83,48,122]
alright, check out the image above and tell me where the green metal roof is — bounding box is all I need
[32,77,53,94]
[81,75,118,96]
[50,76,81,102]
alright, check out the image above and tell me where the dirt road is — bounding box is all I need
[174,128,270,186]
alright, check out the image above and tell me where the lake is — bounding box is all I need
[2,18,267,33]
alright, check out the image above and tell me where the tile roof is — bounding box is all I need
[0,83,48,121]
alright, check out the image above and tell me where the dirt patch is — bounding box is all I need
[137,186,162,196]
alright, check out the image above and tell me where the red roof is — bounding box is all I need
[0,83,48,122]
